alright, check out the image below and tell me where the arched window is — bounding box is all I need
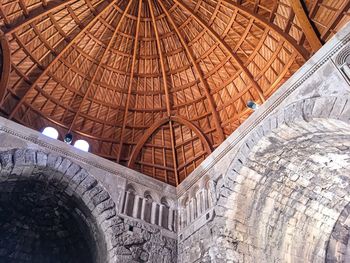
[144,192,153,223]
[124,185,136,216]
[74,140,89,152]
[161,197,170,229]
[42,127,59,139]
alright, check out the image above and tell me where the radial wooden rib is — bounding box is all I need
[41,0,48,7]
[269,0,279,22]
[68,0,133,132]
[169,120,178,185]
[18,0,29,17]
[3,0,77,36]
[116,0,142,162]
[174,0,266,102]
[148,0,177,184]
[8,0,118,120]
[289,0,322,52]
[220,0,310,60]
[158,0,225,143]
[0,36,10,103]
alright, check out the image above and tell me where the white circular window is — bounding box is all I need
[42,127,59,139]
[74,140,89,152]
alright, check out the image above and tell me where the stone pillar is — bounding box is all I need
[190,199,196,221]
[203,189,208,210]
[168,208,174,231]
[186,201,191,224]
[123,191,130,214]
[193,197,197,219]
[200,190,205,212]
[140,198,146,220]
[343,64,350,79]
[132,195,140,218]
[151,202,157,224]
[158,204,163,226]
[196,191,202,216]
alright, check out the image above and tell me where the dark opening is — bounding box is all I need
[0,180,101,263]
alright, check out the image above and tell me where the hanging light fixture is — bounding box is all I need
[64,133,73,144]
[246,100,259,110]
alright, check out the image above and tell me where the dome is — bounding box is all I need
[0,0,349,185]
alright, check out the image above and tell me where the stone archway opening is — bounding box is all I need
[0,149,114,263]
[0,178,102,263]
[221,117,350,262]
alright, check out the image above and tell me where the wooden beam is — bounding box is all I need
[68,0,133,132]
[220,0,309,60]
[0,36,11,103]
[289,0,322,52]
[148,0,171,116]
[9,0,118,119]
[128,116,212,169]
[117,0,142,162]
[321,1,350,40]
[173,0,266,103]
[18,0,29,17]
[169,120,179,185]
[3,0,77,36]
[158,0,226,143]
[0,2,10,27]
[148,0,177,184]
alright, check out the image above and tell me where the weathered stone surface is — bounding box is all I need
[0,149,178,263]
[0,180,96,263]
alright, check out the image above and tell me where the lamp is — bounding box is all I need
[64,133,73,144]
[246,100,259,110]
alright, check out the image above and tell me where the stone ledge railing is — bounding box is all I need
[177,176,218,233]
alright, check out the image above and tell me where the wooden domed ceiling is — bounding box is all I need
[0,0,349,185]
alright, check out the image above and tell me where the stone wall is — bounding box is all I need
[177,22,350,262]
[0,146,177,262]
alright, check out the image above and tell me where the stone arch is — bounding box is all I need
[335,43,350,81]
[180,194,190,229]
[123,183,137,217]
[144,190,153,199]
[335,42,350,66]
[224,95,350,180]
[216,96,350,262]
[142,190,153,223]
[160,197,170,229]
[0,148,119,263]
[191,185,199,198]
[326,202,350,262]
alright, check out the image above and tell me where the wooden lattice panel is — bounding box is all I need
[0,0,349,185]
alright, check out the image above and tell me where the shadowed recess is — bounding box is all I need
[0,180,99,263]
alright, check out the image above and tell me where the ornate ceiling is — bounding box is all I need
[0,0,349,185]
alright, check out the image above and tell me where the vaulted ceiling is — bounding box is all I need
[0,0,349,185]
